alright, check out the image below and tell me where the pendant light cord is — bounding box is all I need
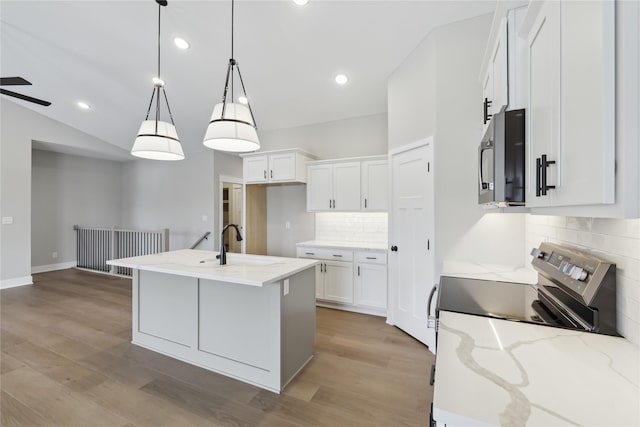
[157,2,161,80]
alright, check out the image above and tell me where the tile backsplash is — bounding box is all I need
[525,215,640,346]
[315,212,388,244]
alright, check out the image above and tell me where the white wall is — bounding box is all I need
[260,114,388,256]
[120,151,218,251]
[31,150,123,269]
[525,216,640,346]
[266,185,315,257]
[0,99,129,287]
[388,13,526,277]
[258,113,387,159]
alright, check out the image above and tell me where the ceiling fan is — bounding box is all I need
[0,77,51,106]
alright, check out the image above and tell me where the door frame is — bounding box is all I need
[387,137,435,330]
[218,175,244,253]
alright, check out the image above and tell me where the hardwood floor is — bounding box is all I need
[1,269,434,426]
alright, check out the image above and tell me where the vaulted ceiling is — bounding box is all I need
[1,0,495,155]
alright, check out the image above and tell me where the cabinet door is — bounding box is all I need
[355,263,387,309]
[333,162,361,211]
[315,263,324,299]
[268,152,296,182]
[244,156,268,183]
[307,164,333,211]
[362,160,388,211]
[553,0,615,206]
[526,1,560,207]
[491,17,509,114]
[323,261,354,304]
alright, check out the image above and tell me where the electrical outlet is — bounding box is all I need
[2,217,13,225]
[284,279,290,296]
[285,221,291,230]
[52,252,58,259]
[202,215,208,222]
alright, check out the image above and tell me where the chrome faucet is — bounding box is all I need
[217,224,243,265]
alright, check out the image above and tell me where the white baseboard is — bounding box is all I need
[31,261,76,274]
[1,276,33,289]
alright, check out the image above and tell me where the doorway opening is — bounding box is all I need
[219,176,244,253]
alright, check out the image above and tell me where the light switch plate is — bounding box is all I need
[2,217,13,225]
[284,279,290,296]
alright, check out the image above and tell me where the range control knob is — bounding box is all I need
[570,267,588,281]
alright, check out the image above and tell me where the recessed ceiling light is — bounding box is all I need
[152,77,165,86]
[293,0,309,5]
[238,96,248,105]
[77,101,91,110]
[335,74,349,85]
[174,37,190,50]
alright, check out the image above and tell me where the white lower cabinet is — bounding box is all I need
[322,261,353,304]
[355,263,387,309]
[297,246,387,316]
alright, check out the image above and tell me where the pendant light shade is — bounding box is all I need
[203,103,259,152]
[203,0,260,153]
[132,120,184,160]
[131,0,184,161]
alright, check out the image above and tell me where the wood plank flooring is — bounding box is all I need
[1,269,434,426]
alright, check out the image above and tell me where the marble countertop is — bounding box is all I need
[107,249,317,287]
[296,240,388,251]
[441,261,538,284]
[434,311,640,426]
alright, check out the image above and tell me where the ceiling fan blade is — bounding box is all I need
[0,77,32,86]
[0,89,51,106]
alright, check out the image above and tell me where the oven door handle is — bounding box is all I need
[427,284,438,328]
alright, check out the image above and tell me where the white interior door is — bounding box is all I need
[389,139,435,350]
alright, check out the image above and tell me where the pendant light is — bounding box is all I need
[203,0,260,153]
[131,0,185,161]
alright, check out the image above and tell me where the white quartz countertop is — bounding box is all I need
[442,261,538,284]
[107,249,317,287]
[296,240,388,251]
[434,311,640,427]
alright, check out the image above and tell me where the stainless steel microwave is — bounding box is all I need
[478,109,525,206]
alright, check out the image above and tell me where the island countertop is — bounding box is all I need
[434,311,640,426]
[107,249,318,286]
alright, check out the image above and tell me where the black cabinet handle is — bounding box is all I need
[305,252,315,255]
[357,266,360,276]
[365,256,376,260]
[263,170,266,179]
[270,170,273,178]
[429,403,436,427]
[429,364,436,386]
[535,157,542,197]
[332,254,342,258]
[390,245,398,252]
[535,155,556,197]
[364,198,368,209]
[541,154,556,196]
[483,97,493,125]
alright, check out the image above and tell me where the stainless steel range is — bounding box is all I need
[435,242,618,335]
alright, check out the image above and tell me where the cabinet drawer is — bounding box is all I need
[356,252,387,265]
[297,247,353,261]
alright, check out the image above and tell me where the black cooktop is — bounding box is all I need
[436,276,547,326]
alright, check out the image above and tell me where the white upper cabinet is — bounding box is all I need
[362,160,389,211]
[307,162,361,211]
[306,156,388,212]
[307,164,334,211]
[526,0,560,207]
[242,149,315,184]
[480,6,528,134]
[523,0,615,208]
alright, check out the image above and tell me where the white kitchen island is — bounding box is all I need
[107,249,318,393]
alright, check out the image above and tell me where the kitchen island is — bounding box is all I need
[107,249,318,393]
